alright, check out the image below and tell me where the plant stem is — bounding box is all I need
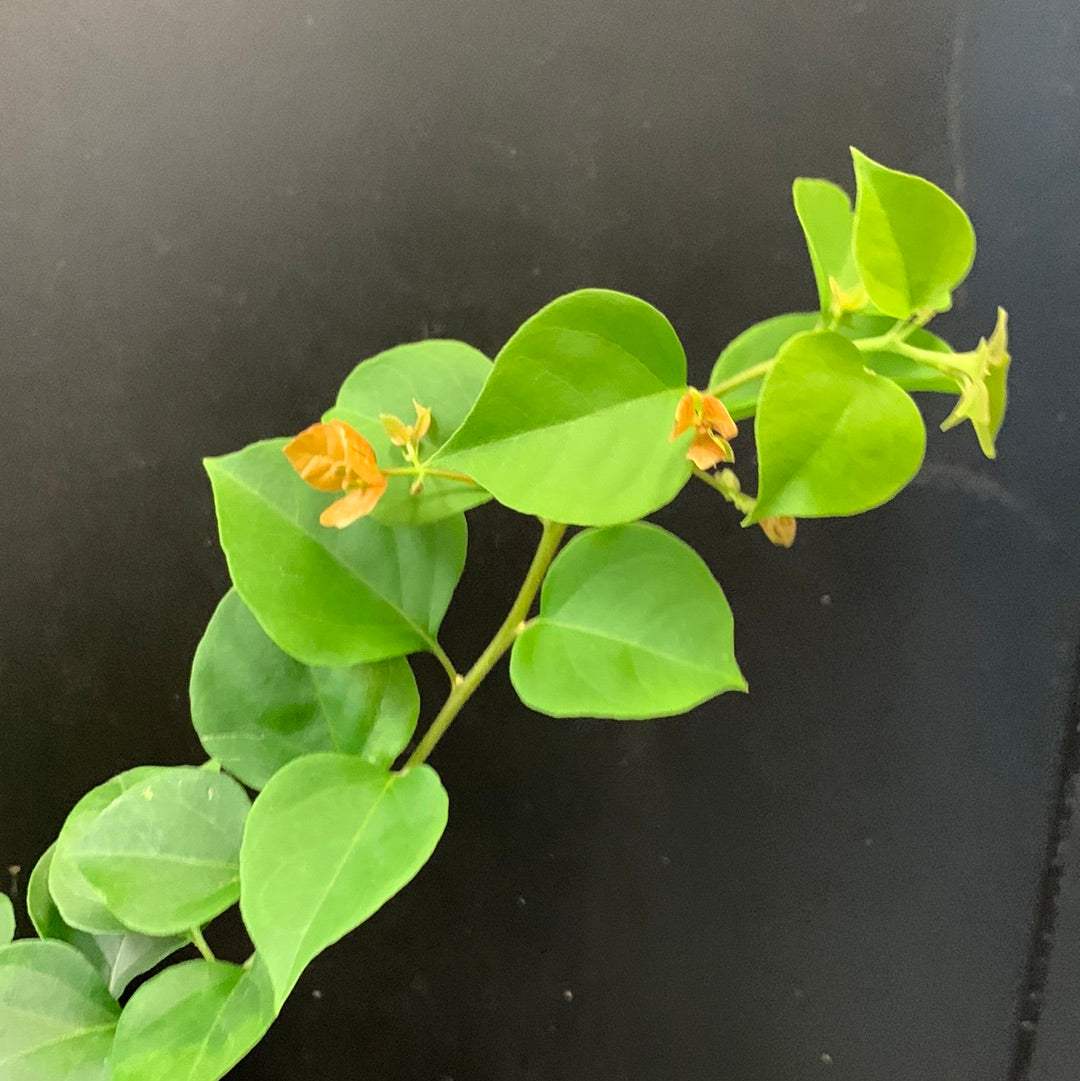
[429,641,460,686]
[190,927,216,963]
[404,518,568,769]
[709,315,928,399]
[382,466,482,486]
[709,358,776,398]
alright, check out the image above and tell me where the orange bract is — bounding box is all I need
[758,515,797,548]
[283,420,387,528]
[670,388,738,470]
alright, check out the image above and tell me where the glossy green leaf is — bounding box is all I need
[793,177,863,311]
[28,846,184,998]
[0,939,118,1081]
[50,767,167,935]
[111,959,275,1081]
[191,590,419,789]
[851,148,975,319]
[323,340,493,525]
[241,754,448,1006]
[510,523,746,718]
[206,439,467,666]
[70,768,250,937]
[749,331,926,522]
[0,895,12,947]
[433,289,691,525]
[709,312,954,420]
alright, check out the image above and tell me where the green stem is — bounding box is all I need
[691,465,755,514]
[405,518,568,768]
[429,641,460,686]
[710,315,933,399]
[382,466,482,487]
[709,358,776,398]
[190,927,215,963]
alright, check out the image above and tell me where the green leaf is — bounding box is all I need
[240,754,448,1007]
[323,340,493,525]
[50,768,167,935]
[70,768,251,937]
[206,439,467,666]
[793,177,863,312]
[710,312,955,420]
[433,289,691,525]
[28,846,184,998]
[851,148,975,319]
[0,939,119,1081]
[749,331,926,522]
[0,895,12,947]
[191,590,419,789]
[510,523,746,718]
[111,959,275,1081]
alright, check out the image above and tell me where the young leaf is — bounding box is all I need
[792,178,863,312]
[28,846,185,998]
[0,894,13,947]
[50,767,167,935]
[433,289,691,525]
[205,440,467,666]
[510,523,746,718]
[111,958,275,1081]
[324,340,493,525]
[851,148,975,319]
[70,768,251,937]
[240,754,448,1007]
[748,331,926,522]
[0,939,119,1080]
[191,590,420,789]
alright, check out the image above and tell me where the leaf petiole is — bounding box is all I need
[404,518,567,768]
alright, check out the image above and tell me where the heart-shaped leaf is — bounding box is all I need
[324,340,493,525]
[0,939,119,1081]
[206,440,467,666]
[851,148,975,319]
[0,895,12,947]
[191,590,419,789]
[240,754,448,1007]
[28,846,184,998]
[510,523,746,718]
[111,959,275,1081]
[70,768,251,937]
[748,331,926,522]
[50,768,167,935]
[433,289,691,525]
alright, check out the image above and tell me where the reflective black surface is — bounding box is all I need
[2,0,1079,1077]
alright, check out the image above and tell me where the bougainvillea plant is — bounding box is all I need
[0,149,1012,1080]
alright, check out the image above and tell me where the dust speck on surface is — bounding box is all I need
[820,593,832,606]
[515,894,527,907]
[820,1052,834,1066]
[312,988,322,1000]
[562,988,574,1002]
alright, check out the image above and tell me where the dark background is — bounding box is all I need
[2,0,1079,1078]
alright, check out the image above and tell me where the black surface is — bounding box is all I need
[2,0,1079,1078]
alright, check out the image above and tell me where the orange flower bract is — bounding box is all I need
[283,419,387,528]
[669,388,738,470]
